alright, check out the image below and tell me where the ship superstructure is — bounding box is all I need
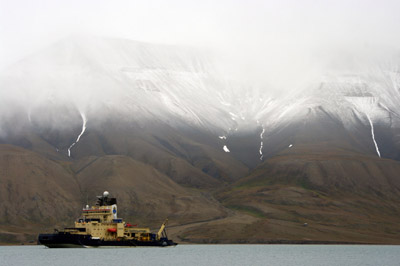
[38,191,177,248]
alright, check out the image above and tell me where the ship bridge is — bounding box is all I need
[81,191,118,223]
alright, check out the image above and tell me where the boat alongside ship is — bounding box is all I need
[38,191,177,248]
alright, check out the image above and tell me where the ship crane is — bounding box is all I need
[157,219,169,240]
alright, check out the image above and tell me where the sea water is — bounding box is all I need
[0,244,399,266]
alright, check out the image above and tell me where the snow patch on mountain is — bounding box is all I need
[366,114,381,157]
[259,126,265,160]
[67,112,87,157]
[223,145,230,153]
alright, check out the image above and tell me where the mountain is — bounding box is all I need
[0,35,400,244]
[0,35,249,185]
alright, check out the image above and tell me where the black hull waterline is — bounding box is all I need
[38,233,178,248]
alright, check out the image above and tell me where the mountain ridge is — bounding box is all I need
[1,36,400,244]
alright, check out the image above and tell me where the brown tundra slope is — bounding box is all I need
[209,144,400,244]
[1,141,400,245]
[0,144,229,244]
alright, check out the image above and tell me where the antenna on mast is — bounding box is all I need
[84,193,89,209]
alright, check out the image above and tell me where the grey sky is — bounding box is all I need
[1,0,400,88]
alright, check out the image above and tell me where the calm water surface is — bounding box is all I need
[1,245,399,266]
